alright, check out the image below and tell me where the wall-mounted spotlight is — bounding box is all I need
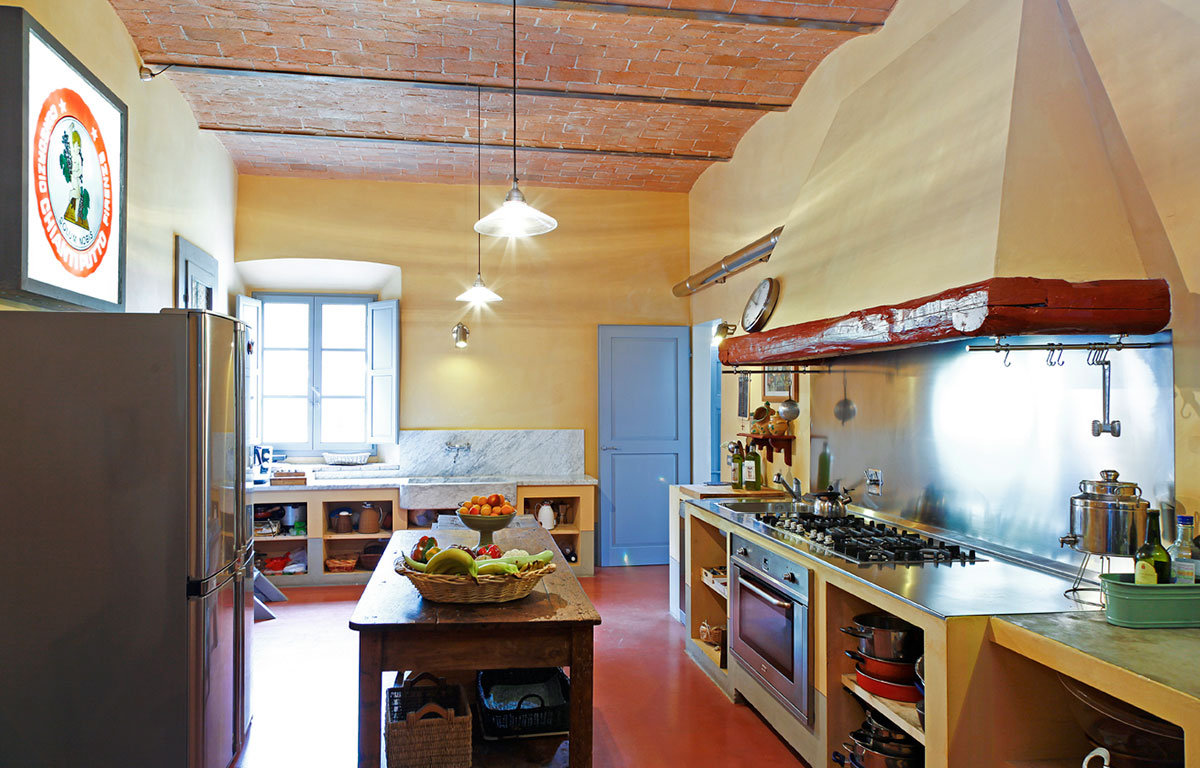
[452,322,470,349]
[139,63,175,82]
[713,321,738,347]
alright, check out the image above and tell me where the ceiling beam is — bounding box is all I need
[155,62,791,112]
[202,126,730,162]
[448,0,883,32]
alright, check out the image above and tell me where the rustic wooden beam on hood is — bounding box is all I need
[719,278,1172,366]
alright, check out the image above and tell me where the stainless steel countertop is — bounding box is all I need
[689,498,1092,619]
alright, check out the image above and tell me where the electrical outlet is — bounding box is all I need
[866,468,883,496]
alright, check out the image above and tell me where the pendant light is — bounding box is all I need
[452,323,470,348]
[473,0,556,238]
[458,87,503,303]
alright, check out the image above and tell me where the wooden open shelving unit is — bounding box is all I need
[250,487,401,585]
[515,485,596,577]
[252,483,598,583]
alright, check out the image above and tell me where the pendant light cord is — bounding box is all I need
[476,86,483,276]
[511,0,518,185]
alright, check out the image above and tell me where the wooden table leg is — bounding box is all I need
[569,626,594,768]
[358,631,383,768]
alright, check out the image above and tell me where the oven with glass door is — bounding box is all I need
[729,534,811,725]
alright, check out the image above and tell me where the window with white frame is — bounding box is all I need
[257,293,375,452]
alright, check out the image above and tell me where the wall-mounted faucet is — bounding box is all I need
[444,441,471,453]
[773,472,803,502]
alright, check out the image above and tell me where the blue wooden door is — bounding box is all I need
[598,325,691,566]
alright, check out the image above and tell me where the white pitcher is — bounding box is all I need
[537,501,557,531]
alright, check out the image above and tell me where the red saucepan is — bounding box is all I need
[845,650,916,684]
[854,664,923,703]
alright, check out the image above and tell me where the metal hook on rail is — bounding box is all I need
[1002,348,1012,368]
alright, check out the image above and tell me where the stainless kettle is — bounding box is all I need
[810,488,851,517]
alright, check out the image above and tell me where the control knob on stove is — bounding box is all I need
[783,572,797,583]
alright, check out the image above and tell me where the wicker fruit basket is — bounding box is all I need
[395,560,556,604]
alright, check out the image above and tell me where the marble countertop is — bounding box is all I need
[994,611,1200,703]
[248,472,597,492]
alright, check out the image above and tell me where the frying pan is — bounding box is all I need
[854,664,923,703]
[845,650,916,684]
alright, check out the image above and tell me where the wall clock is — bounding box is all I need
[741,277,780,332]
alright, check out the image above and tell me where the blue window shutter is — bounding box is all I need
[367,299,399,444]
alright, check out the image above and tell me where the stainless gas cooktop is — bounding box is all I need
[751,510,985,565]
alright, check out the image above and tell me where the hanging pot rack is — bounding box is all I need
[966,335,1166,438]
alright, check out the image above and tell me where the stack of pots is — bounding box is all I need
[841,612,923,702]
[839,709,924,767]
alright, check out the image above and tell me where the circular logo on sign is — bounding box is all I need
[33,88,113,278]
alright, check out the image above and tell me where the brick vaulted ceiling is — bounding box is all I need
[109,0,897,191]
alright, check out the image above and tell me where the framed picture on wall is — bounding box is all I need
[763,370,795,402]
[175,236,217,310]
[0,7,127,311]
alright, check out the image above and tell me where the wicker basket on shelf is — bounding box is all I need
[324,554,359,573]
[386,673,472,768]
[395,561,556,604]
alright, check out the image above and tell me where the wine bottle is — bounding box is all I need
[1134,510,1171,585]
[731,441,745,490]
[1167,515,1196,584]
[743,443,762,491]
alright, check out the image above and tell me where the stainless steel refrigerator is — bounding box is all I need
[0,310,252,768]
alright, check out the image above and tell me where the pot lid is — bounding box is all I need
[1076,470,1144,501]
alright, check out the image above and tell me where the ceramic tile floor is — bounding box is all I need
[238,566,806,767]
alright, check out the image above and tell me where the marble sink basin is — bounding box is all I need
[399,477,518,510]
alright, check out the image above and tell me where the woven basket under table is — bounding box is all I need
[395,562,556,604]
[386,673,472,768]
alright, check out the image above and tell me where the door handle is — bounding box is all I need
[740,578,791,609]
[601,446,617,451]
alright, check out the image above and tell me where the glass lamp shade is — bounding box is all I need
[473,182,557,237]
[456,274,502,304]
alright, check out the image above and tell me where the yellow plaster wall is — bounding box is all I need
[0,0,237,312]
[690,0,1200,510]
[235,175,690,475]
[689,0,1020,483]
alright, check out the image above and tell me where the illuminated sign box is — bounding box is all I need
[0,7,127,311]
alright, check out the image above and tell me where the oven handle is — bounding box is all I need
[739,576,792,609]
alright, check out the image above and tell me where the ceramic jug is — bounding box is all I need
[357,503,381,534]
[537,502,557,531]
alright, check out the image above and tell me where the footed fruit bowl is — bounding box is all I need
[457,511,515,547]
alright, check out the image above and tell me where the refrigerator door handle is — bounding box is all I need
[187,563,238,598]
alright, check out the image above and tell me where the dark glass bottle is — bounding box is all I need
[1134,510,1171,585]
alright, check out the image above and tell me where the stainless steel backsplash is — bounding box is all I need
[809,333,1174,572]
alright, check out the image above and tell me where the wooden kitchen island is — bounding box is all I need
[350,527,601,768]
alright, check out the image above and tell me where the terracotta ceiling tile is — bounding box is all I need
[109,0,895,190]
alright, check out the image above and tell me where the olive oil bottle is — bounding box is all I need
[743,443,763,491]
[1134,510,1171,585]
[731,441,745,490]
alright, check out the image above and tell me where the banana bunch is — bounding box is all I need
[403,547,555,579]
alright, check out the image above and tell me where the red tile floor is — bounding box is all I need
[239,566,806,767]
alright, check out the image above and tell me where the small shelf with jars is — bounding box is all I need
[247,487,401,585]
[515,485,596,577]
